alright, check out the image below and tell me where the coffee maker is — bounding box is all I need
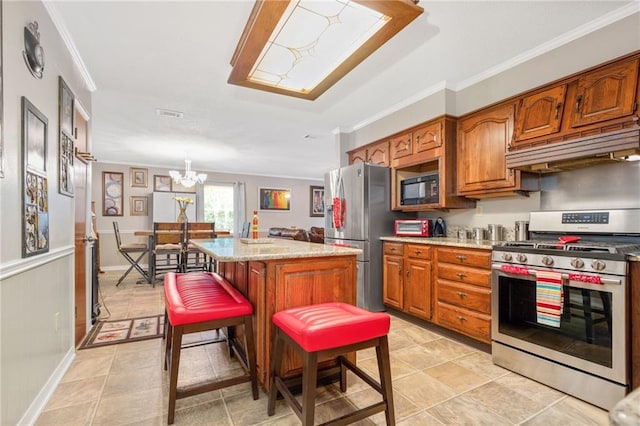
[433,217,446,237]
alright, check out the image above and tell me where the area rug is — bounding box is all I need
[79,314,164,350]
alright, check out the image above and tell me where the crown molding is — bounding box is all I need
[43,2,97,92]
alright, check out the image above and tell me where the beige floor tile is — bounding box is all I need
[392,324,442,345]
[521,396,609,426]
[225,389,288,425]
[427,394,512,425]
[110,347,163,375]
[346,386,421,424]
[465,380,547,424]
[102,365,163,397]
[493,373,565,406]
[396,409,446,425]
[35,401,96,425]
[424,361,490,393]
[418,337,474,363]
[451,350,509,380]
[392,344,451,370]
[61,354,114,383]
[171,399,231,425]
[93,388,165,426]
[358,352,416,381]
[393,371,457,408]
[44,376,106,411]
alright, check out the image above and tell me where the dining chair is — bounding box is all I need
[184,222,216,272]
[113,221,149,286]
[153,222,185,282]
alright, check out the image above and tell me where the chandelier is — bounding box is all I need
[169,159,207,188]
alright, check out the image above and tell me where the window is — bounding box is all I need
[203,183,234,233]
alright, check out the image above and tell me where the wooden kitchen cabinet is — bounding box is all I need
[435,247,492,343]
[382,242,432,320]
[512,85,567,144]
[348,140,390,166]
[570,57,639,128]
[389,132,413,161]
[457,102,539,197]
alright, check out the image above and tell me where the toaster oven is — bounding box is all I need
[394,219,431,237]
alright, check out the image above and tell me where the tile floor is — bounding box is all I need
[35,270,611,425]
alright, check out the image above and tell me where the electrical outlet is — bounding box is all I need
[55,312,60,332]
[476,206,483,215]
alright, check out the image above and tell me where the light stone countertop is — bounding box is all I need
[190,238,362,262]
[380,236,495,250]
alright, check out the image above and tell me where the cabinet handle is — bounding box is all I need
[456,291,467,298]
[455,255,467,262]
[406,270,410,278]
[389,247,396,251]
[456,315,467,322]
[555,102,562,119]
[575,95,583,113]
[414,249,422,255]
[398,269,402,277]
[456,272,467,279]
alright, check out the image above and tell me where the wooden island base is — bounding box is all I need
[190,238,360,390]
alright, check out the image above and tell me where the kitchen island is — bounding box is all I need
[189,238,361,389]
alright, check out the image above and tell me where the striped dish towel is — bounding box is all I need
[536,270,564,328]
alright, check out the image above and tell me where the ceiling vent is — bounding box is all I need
[156,108,184,119]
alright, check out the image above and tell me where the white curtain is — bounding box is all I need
[233,181,246,237]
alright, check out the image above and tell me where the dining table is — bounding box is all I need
[133,229,232,283]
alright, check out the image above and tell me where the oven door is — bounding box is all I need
[491,265,627,385]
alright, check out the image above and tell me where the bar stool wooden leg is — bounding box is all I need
[243,315,259,400]
[377,335,395,426]
[301,351,318,426]
[167,325,183,425]
[267,328,284,416]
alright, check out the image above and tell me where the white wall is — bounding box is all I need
[0,2,92,424]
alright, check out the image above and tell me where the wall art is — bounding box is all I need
[22,96,49,257]
[130,196,148,216]
[103,171,123,216]
[309,185,324,217]
[58,77,75,197]
[258,187,291,211]
[23,96,47,174]
[154,175,171,192]
[130,167,147,188]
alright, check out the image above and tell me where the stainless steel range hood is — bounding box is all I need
[506,125,640,173]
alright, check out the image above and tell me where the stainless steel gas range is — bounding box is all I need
[491,209,640,410]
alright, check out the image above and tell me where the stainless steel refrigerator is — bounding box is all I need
[324,163,400,312]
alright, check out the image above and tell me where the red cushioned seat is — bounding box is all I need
[268,302,395,425]
[272,302,390,352]
[164,272,252,326]
[163,272,258,424]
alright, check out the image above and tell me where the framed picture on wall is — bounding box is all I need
[309,185,324,217]
[130,196,148,216]
[102,172,124,216]
[22,96,47,175]
[130,167,148,188]
[154,175,171,192]
[258,187,291,211]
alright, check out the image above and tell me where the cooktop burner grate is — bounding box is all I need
[498,240,640,254]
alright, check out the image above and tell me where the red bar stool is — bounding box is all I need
[164,272,258,424]
[267,302,394,425]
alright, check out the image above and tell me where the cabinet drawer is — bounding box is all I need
[437,302,491,343]
[384,242,404,256]
[437,247,491,269]
[405,244,431,260]
[437,280,490,315]
[437,264,491,288]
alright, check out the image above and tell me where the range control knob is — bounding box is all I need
[501,253,513,262]
[516,253,528,263]
[570,258,585,269]
[591,259,606,271]
[541,255,554,266]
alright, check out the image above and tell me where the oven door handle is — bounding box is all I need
[491,265,621,286]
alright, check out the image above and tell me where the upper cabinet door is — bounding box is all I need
[512,85,566,144]
[389,133,413,161]
[349,146,367,164]
[571,57,639,127]
[367,140,390,167]
[457,103,517,194]
[413,121,442,153]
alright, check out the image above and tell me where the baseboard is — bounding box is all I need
[18,347,76,425]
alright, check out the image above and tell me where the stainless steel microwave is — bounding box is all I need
[400,173,439,205]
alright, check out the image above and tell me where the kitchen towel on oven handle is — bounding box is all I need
[536,270,564,328]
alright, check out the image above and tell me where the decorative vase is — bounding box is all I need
[177,207,188,223]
